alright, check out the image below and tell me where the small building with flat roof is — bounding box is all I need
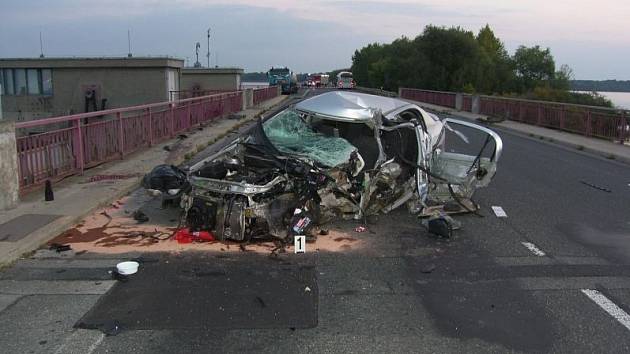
[177,67,243,99]
[0,57,184,121]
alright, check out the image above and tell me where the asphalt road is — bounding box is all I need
[2,88,630,353]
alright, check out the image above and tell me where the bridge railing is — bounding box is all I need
[169,89,231,100]
[400,88,457,109]
[400,88,629,143]
[253,86,279,106]
[15,91,244,192]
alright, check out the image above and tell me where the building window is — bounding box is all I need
[15,69,27,95]
[42,69,53,95]
[0,68,53,96]
[2,69,15,95]
[27,69,40,95]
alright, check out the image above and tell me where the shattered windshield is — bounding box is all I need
[262,110,357,167]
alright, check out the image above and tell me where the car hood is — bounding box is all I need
[295,91,410,122]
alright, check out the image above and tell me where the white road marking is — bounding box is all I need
[581,289,630,331]
[87,333,106,354]
[53,330,105,354]
[521,242,546,256]
[491,206,507,217]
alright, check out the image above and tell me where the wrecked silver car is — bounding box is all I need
[144,91,502,241]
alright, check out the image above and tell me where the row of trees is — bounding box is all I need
[351,25,612,107]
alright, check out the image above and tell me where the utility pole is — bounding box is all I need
[127,29,132,57]
[206,27,211,68]
[39,31,44,58]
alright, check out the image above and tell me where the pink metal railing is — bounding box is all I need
[399,88,457,109]
[15,91,244,191]
[253,86,279,106]
[400,88,630,143]
[169,89,230,100]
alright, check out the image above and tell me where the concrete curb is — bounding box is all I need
[0,96,289,267]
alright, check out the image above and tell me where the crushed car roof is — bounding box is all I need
[295,91,413,121]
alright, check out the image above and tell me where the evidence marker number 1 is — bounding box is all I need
[294,235,306,253]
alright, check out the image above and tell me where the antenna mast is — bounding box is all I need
[127,29,132,57]
[207,27,211,68]
[39,31,44,58]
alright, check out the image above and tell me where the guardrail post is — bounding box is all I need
[147,107,153,147]
[585,110,592,137]
[620,111,627,144]
[455,93,463,111]
[117,111,124,159]
[169,103,175,137]
[471,96,480,114]
[0,120,19,209]
[537,106,543,126]
[559,105,565,130]
[187,101,192,129]
[73,119,85,174]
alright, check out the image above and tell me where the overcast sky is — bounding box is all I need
[1,0,628,79]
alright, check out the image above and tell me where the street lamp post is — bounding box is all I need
[207,28,211,68]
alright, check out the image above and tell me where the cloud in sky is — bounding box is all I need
[0,0,628,78]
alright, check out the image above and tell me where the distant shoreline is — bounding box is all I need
[570,80,630,93]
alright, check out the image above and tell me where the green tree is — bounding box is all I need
[513,45,555,92]
[476,24,514,94]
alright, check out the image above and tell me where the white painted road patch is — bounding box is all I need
[521,242,546,256]
[582,289,630,331]
[491,206,507,217]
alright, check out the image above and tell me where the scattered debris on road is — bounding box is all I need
[491,206,508,217]
[142,91,503,242]
[174,228,215,243]
[421,263,436,273]
[580,180,612,193]
[132,210,149,223]
[49,243,72,252]
[116,261,140,275]
[84,174,141,183]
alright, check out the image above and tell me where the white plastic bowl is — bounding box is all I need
[116,261,139,275]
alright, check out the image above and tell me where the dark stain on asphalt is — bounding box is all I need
[333,237,357,242]
[407,235,555,352]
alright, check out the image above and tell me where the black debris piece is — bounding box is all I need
[141,164,188,193]
[133,210,149,223]
[163,145,172,152]
[49,243,72,252]
[177,134,188,139]
[427,217,453,238]
[44,180,54,201]
[421,263,436,274]
[319,229,329,236]
[77,319,124,336]
[580,180,612,193]
[110,270,129,282]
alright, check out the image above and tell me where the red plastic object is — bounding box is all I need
[174,228,215,243]
[192,230,215,241]
[174,228,193,243]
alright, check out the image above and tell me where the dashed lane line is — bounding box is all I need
[582,289,630,331]
[521,241,546,257]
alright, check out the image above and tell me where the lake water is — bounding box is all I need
[597,91,630,109]
[575,91,630,109]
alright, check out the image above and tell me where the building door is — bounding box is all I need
[167,69,178,101]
